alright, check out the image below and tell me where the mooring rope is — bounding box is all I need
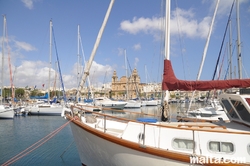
[1,118,73,166]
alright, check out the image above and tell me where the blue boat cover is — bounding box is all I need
[137,117,158,123]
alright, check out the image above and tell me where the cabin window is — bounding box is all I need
[172,138,194,150]
[221,99,239,119]
[209,141,234,153]
[231,100,250,123]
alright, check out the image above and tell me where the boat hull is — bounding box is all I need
[124,100,141,108]
[0,107,14,119]
[26,104,63,116]
[70,121,188,166]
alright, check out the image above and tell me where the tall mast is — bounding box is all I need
[229,19,233,79]
[124,49,128,100]
[6,22,14,102]
[197,0,219,80]
[236,0,242,79]
[163,0,170,102]
[77,25,80,87]
[1,15,6,105]
[76,0,115,98]
[48,20,52,103]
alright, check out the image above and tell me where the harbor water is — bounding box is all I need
[0,104,186,165]
[0,116,81,166]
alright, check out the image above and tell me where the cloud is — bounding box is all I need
[14,60,49,88]
[208,0,249,18]
[88,61,113,86]
[21,0,34,10]
[15,41,36,51]
[134,57,139,68]
[10,59,114,90]
[133,43,141,50]
[120,4,233,39]
[120,17,162,35]
[117,47,125,56]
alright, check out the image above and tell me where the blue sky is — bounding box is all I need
[1,0,250,90]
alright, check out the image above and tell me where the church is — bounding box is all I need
[111,68,146,100]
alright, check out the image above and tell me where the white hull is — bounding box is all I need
[77,103,101,112]
[66,111,250,166]
[124,100,141,108]
[177,106,229,122]
[26,104,63,116]
[100,103,127,109]
[70,121,188,166]
[142,100,158,106]
[0,106,14,119]
[94,97,127,110]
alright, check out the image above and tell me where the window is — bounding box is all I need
[221,99,239,119]
[232,100,250,123]
[172,138,194,150]
[209,141,234,153]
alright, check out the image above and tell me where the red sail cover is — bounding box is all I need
[162,59,250,91]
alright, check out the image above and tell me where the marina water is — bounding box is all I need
[0,116,80,166]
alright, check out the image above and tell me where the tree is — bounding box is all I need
[15,88,25,99]
[30,90,39,96]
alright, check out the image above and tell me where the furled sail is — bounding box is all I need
[162,59,250,91]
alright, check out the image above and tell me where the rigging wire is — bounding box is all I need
[52,27,66,102]
[174,0,188,80]
[212,0,235,81]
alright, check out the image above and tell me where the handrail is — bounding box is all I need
[177,124,227,129]
[70,105,250,135]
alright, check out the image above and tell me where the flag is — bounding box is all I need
[34,85,37,89]
[42,84,45,87]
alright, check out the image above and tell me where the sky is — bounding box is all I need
[1,0,250,91]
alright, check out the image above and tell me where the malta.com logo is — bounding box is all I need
[189,155,246,164]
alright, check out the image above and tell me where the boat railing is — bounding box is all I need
[68,104,250,135]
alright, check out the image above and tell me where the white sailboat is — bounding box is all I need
[62,1,250,165]
[93,96,127,110]
[0,15,14,119]
[123,49,141,108]
[26,20,63,116]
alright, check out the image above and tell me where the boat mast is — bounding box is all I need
[197,0,219,80]
[78,26,94,100]
[189,0,219,106]
[236,0,242,79]
[77,25,94,102]
[163,0,170,102]
[6,23,15,103]
[1,15,6,105]
[229,19,233,79]
[160,0,171,122]
[77,25,80,89]
[124,49,128,100]
[48,20,52,103]
[76,0,115,98]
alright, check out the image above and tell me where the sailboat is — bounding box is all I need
[25,20,63,116]
[123,49,141,108]
[0,15,14,119]
[62,0,250,165]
